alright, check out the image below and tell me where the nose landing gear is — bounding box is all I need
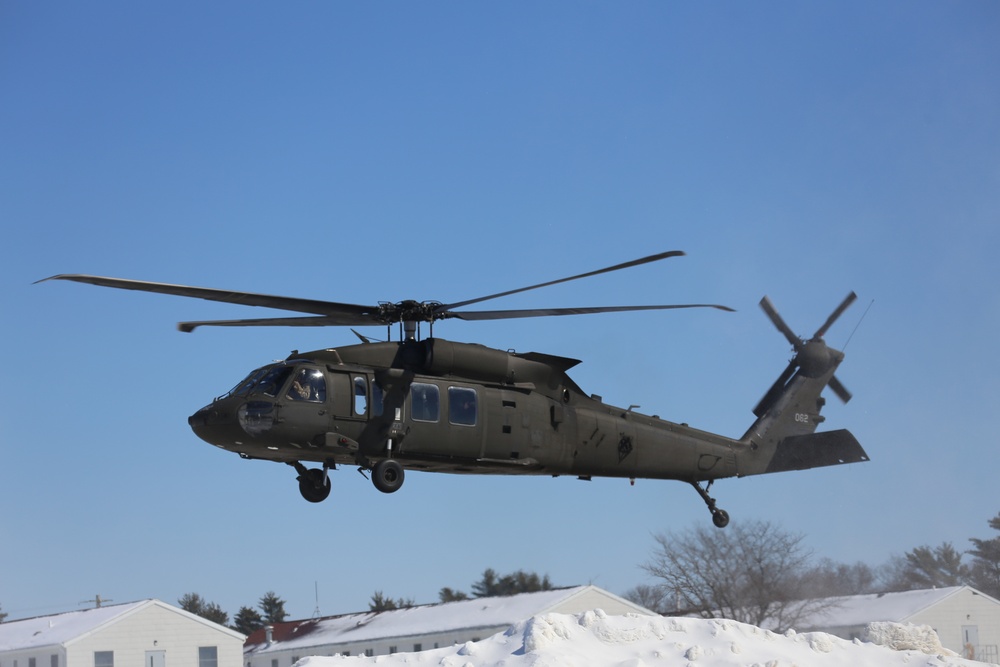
[690,480,729,528]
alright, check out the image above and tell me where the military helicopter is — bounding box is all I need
[40,251,868,527]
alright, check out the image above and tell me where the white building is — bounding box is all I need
[788,586,1000,663]
[243,585,654,666]
[0,599,246,667]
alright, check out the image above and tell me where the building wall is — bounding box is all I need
[246,588,656,667]
[246,625,508,666]
[549,589,649,617]
[67,604,244,667]
[0,646,67,667]
[908,588,1000,657]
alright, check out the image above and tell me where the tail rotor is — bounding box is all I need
[753,292,857,417]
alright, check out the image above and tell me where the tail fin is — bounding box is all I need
[737,294,870,476]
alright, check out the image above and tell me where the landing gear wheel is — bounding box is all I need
[372,459,404,494]
[690,480,729,529]
[298,468,331,503]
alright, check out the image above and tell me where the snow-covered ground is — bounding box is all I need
[299,610,994,667]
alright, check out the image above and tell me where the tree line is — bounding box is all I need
[177,590,288,636]
[4,513,995,631]
[623,511,1000,631]
[369,567,554,611]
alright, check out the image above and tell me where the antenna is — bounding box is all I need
[842,298,874,351]
[312,581,321,619]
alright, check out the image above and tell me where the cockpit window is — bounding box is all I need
[255,366,295,398]
[287,368,327,402]
[221,367,268,399]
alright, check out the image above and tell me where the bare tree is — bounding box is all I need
[799,558,878,598]
[622,583,670,614]
[639,520,831,631]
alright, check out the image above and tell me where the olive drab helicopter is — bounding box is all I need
[39,251,868,527]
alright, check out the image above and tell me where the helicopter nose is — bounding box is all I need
[188,404,238,446]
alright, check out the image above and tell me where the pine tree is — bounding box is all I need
[258,591,288,624]
[969,512,1000,598]
[232,606,265,635]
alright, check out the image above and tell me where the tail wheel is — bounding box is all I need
[372,459,405,494]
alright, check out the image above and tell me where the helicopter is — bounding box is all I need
[40,250,868,527]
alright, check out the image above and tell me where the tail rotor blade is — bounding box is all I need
[828,375,852,404]
[760,296,802,349]
[814,291,858,339]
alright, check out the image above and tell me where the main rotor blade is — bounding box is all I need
[759,296,802,349]
[447,302,734,321]
[37,274,376,319]
[813,291,858,339]
[435,250,686,313]
[177,314,377,333]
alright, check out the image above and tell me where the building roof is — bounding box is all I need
[0,600,244,652]
[791,586,998,630]
[245,585,646,655]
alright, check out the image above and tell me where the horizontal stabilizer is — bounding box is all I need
[764,429,869,474]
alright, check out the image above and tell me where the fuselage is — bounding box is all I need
[187,338,742,483]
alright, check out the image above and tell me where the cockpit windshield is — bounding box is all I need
[219,367,268,400]
[218,363,327,402]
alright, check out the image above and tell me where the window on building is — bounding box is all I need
[51,655,59,667]
[388,647,396,654]
[413,644,422,652]
[410,383,439,422]
[29,659,36,667]
[94,652,114,667]
[448,387,477,425]
[270,660,278,667]
[198,647,218,667]
[291,658,299,665]
[364,649,373,657]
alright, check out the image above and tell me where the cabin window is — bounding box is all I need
[286,368,327,402]
[198,648,218,667]
[448,387,477,426]
[411,383,439,422]
[353,376,368,415]
[94,652,114,667]
[372,381,384,417]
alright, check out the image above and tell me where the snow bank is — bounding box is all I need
[297,609,993,667]
[864,621,957,656]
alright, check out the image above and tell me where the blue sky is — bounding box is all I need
[2,2,998,622]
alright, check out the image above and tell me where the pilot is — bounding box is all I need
[289,371,314,401]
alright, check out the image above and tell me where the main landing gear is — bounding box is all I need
[293,462,332,503]
[690,480,730,528]
[291,458,406,502]
[371,459,405,494]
